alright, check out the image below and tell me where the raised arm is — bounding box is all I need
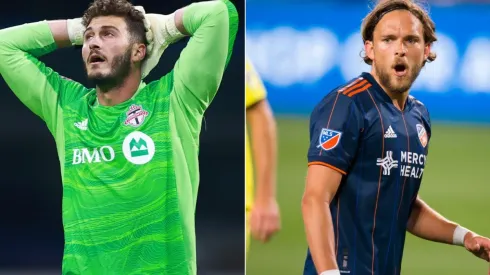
[0,20,86,134]
[172,0,238,115]
[48,20,73,48]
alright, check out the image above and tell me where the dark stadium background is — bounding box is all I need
[0,0,244,274]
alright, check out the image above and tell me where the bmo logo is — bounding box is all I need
[72,146,115,164]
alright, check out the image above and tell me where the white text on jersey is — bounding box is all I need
[72,146,115,164]
[377,150,427,179]
[399,151,426,179]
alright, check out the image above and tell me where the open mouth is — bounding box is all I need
[89,54,106,65]
[393,63,408,77]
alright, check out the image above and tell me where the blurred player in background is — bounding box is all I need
[301,1,490,274]
[245,56,281,254]
[0,0,238,274]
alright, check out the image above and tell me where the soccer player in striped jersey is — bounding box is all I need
[0,0,237,274]
[301,1,490,275]
[245,56,280,254]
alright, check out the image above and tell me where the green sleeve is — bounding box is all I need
[171,0,238,116]
[0,21,88,136]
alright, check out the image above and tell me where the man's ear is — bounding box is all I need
[424,43,431,61]
[132,43,146,63]
[365,40,374,63]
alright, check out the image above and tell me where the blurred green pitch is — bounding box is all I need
[246,117,490,275]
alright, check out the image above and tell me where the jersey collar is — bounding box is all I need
[93,81,147,108]
[361,72,413,111]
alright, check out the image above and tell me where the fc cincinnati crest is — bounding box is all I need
[416,124,428,148]
[317,128,342,151]
[124,104,149,127]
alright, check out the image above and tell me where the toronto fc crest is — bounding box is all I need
[124,104,149,127]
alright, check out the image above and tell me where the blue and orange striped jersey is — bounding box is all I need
[303,72,431,275]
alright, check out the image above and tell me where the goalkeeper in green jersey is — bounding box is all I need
[0,0,238,274]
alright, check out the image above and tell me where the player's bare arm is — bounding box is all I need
[302,165,342,272]
[407,195,459,244]
[48,21,72,48]
[407,196,490,261]
[247,99,280,243]
[174,9,189,36]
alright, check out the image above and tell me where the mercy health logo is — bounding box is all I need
[71,131,155,165]
[376,151,427,179]
[400,151,426,179]
[376,151,398,176]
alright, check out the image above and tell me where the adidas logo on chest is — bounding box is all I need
[384,125,397,138]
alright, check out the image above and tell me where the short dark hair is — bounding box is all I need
[361,0,437,66]
[82,0,148,46]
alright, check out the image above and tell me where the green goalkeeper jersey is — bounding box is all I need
[0,1,238,274]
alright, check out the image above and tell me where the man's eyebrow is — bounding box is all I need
[83,25,120,35]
